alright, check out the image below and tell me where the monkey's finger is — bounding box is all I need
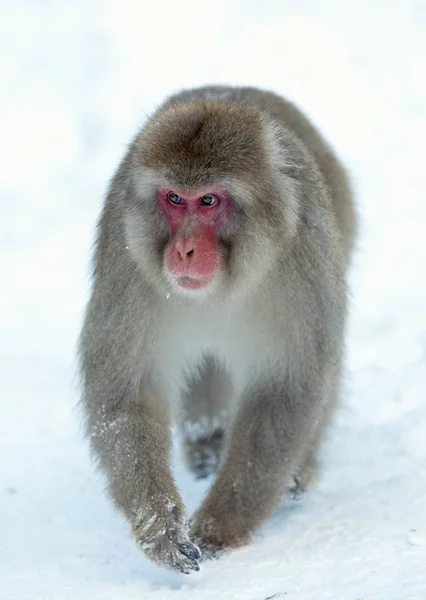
[178,540,202,562]
[172,549,201,574]
[190,536,226,561]
[174,560,200,575]
[168,539,202,574]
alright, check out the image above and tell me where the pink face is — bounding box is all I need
[157,187,232,291]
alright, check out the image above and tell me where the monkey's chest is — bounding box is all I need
[160,309,277,394]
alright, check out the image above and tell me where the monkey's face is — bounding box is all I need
[156,186,233,294]
[124,176,287,301]
[124,177,241,299]
[124,99,298,300]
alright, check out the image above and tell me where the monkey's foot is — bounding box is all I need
[184,428,224,479]
[134,504,201,574]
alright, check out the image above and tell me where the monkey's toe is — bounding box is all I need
[288,475,306,499]
[191,447,218,479]
[184,429,224,479]
[288,455,319,498]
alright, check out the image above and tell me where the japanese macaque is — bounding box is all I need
[79,85,357,574]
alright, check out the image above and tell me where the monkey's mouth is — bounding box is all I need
[175,274,214,290]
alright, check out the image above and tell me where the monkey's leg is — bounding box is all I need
[88,389,201,573]
[180,357,232,478]
[189,376,330,557]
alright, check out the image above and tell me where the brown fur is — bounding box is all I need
[79,85,357,572]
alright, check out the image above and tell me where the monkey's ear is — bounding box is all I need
[263,121,304,178]
[262,123,310,235]
[122,162,164,207]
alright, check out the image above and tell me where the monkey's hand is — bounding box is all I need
[133,503,201,574]
[189,507,249,560]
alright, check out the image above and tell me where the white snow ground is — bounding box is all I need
[1,1,426,598]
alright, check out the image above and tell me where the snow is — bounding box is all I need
[1,0,425,598]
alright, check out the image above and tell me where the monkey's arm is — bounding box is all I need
[88,390,200,572]
[80,303,201,573]
[189,258,345,557]
[189,370,333,555]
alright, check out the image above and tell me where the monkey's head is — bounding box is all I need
[122,98,300,300]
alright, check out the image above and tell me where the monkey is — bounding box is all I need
[78,85,357,574]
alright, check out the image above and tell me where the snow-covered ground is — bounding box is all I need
[1,1,425,598]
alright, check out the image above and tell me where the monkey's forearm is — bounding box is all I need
[89,400,174,515]
[87,394,201,573]
[190,379,324,553]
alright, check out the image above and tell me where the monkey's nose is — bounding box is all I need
[178,249,194,263]
[176,242,195,261]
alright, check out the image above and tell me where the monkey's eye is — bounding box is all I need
[199,194,217,207]
[167,192,183,206]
